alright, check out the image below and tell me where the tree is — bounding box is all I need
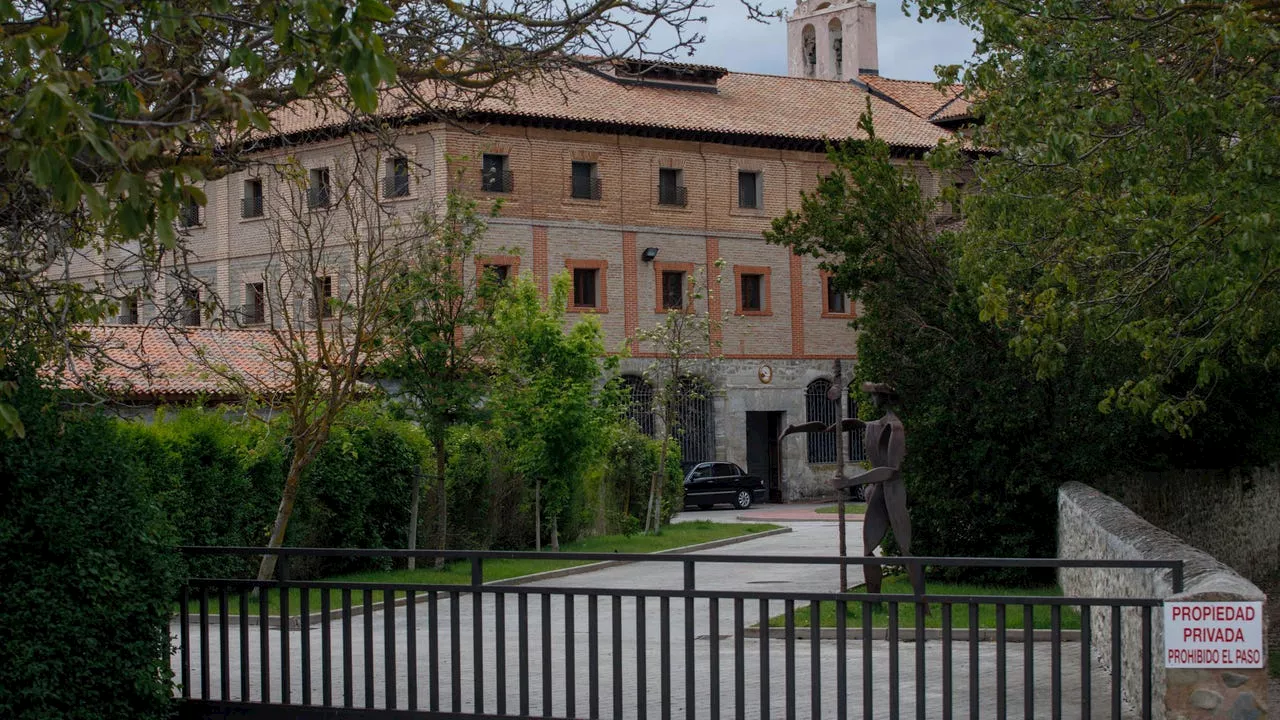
[0,0,741,437]
[489,274,613,550]
[200,138,407,582]
[631,262,723,534]
[384,187,505,568]
[920,0,1280,433]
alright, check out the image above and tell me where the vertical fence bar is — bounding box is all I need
[637,596,648,717]
[450,591,461,713]
[863,600,873,720]
[260,584,273,702]
[240,587,250,702]
[685,562,696,720]
[406,589,417,712]
[1081,606,1091,720]
[1142,606,1153,720]
[566,594,576,719]
[364,590,375,709]
[542,593,553,717]
[941,603,952,720]
[199,587,210,700]
[612,596,623,720]
[279,569,290,705]
[996,603,1007,720]
[969,603,979,720]
[300,589,311,706]
[588,594,599,719]
[494,592,504,716]
[428,591,439,712]
[784,599,796,720]
[473,580,484,715]
[321,590,331,707]
[1051,605,1062,720]
[180,585,191,699]
[1111,606,1122,720]
[888,602,899,720]
[342,588,352,708]
[836,600,848,720]
[519,593,529,716]
[219,587,230,701]
[735,598,746,720]
[915,601,926,720]
[1024,604,1035,720]
[811,602,822,720]
[384,588,396,710]
[760,598,771,720]
[662,596,672,720]
[711,598,721,720]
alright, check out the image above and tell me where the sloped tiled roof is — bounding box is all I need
[62,326,292,399]
[860,75,972,122]
[270,67,957,150]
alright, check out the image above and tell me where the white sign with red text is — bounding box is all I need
[1164,601,1263,668]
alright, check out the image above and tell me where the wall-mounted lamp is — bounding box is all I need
[641,247,660,262]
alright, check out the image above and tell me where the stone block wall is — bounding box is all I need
[1058,481,1267,720]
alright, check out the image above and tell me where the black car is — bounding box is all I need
[682,461,766,510]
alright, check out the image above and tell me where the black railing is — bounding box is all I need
[180,204,201,228]
[308,185,331,209]
[242,195,264,218]
[174,547,1175,719]
[237,303,266,326]
[658,183,687,206]
[571,176,602,200]
[482,170,514,194]
[384,174,410,199]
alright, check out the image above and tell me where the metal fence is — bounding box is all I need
[174,548,1180,720]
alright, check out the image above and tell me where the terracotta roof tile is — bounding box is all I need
[860,75,972,122]
[270,68,956,150]
[62,326,293,399]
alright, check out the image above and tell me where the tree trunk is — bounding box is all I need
[551,516,559,552]
[407,466,422,571]
[257,448,308,583]
[534,480,542,552]
[434,432,447,569]
[646,438,670,534]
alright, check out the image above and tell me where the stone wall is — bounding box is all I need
[1058,482,1267,720]
[1097,466,1280,585]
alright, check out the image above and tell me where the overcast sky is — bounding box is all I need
[678,0,978,82]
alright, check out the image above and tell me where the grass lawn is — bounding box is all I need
[815,503,868,515]
[766,575,1081,631]
[185,521,779,616]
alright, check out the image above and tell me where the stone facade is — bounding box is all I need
[1059,482,1268,720]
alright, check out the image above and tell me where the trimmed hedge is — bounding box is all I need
[0,376,180,720]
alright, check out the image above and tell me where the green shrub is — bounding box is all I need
[0,374,180,720]
[597,425,683,535]
[446,424,533,549]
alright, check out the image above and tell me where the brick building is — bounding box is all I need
[73,0,972,501]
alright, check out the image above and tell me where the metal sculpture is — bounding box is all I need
[780,370,922,596]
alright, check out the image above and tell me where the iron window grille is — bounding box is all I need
[308,168,331,209]
[740,273,763,311]
[118,295,139,325]
[242,179,264,218]
[673,375,714,464]
[847,390,867,463]
[179,201,200,228]
[805,378,839,463]
[621,375,655,436]
[384,157,411,198]
[482,155,513,193]
[241,283,266,325]
[309,276,333,319]
[572,268,598,308]
[737,171,761,209]
[825,275,849,314]
[571,162,602,200]
[181,289,201,327]
[661,271,685,310]
[658,168,687,206]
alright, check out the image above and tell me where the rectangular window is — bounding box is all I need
[182,289,201,327]
[481,154,511,193]
[740,273,763,311]
[242,178,264,218]
[308,168,331,209]
[311,276,333,319]
[483,264,510,286]
[661,270,685,310]
[385,156,410,198]
[737,171,761,209]
[244,282,266,325]
[120,294,139,325]
[825,275,848,314]
[179,199,200,227]
[658,167,686,206]
[572,268,598,308]
[570,161,600,200]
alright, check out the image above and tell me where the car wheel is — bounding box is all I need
[734,490,753,509]
[698,504,713,511]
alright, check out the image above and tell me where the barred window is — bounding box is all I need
[847,389,867,463]
[621,375,655,437]
[805,378,839,463]
[673,375,714,464]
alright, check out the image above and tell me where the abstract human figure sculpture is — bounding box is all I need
[781,380,923,596]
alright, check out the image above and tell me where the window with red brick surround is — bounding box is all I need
[566,258,608,312]
[733,265,772,316]
[652,261,695,314]
[476,254,522,287]
[820,270,856,318]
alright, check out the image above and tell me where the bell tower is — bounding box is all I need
[786,0,878,81]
